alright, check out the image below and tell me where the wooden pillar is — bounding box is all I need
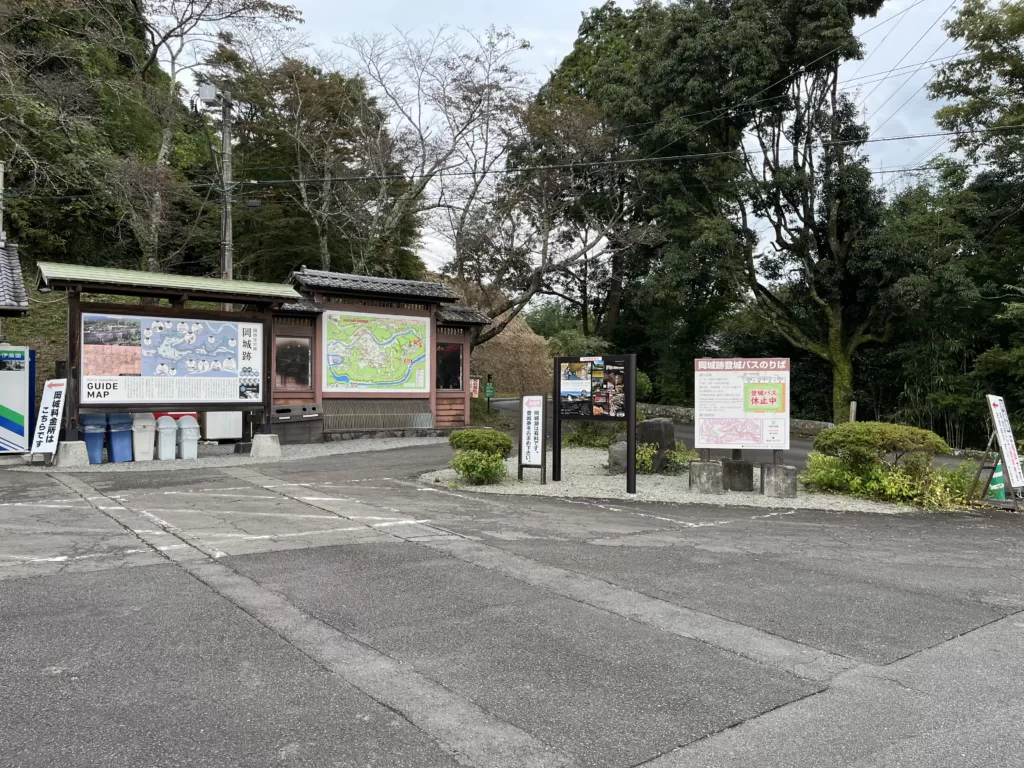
[65,289,81,441]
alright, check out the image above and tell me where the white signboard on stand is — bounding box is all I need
[31,379,68,455]
[520,395,545,468]
[695,358,791,450]
[986,394,1024,489]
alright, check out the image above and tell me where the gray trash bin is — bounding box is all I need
[156,416,178,461]
[176,415,201,460]
[131,413,156,462]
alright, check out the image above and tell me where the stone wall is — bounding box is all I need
[638,403,833,438]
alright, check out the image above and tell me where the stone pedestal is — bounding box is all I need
[763,464,798,498]
[690,461,724,494]
[250,434,281,460]
[607,442,628,475]
[53,441,90,468]
[722,459,755,492]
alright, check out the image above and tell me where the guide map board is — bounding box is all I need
[986,394,1024,490]
[694,358,790,450]
[81,312,263,405]
[323,310,430,394]
[558,355,629,419]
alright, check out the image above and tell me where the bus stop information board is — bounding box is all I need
[694,358,790,450]
[80,312,263,404]
[558,356,630,419]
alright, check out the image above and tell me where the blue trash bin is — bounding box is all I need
[80,413,107,465]
[107,413,134,463]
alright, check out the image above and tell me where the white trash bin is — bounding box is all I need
[156,416,178,461]
[176,415,201,460]
[131,413,156,462]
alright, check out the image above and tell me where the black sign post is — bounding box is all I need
[551,353,637,494]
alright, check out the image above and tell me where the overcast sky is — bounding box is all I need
[288,0,963,265]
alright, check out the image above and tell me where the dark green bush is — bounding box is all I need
[662,447,698,475]
[564,422,615,448]
[813,422,950,469]
[450,450,508,485]
[636,371,653,402]
[449,429,513,458]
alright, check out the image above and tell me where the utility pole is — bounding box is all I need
[219,90,233,284]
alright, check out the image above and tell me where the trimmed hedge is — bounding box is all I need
[449,429,514,458]
[812,421,950,468]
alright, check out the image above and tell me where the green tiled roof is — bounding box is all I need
[37,262,301,301]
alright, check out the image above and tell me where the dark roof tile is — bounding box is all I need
[292,267,461,301]
[0,244,29,316]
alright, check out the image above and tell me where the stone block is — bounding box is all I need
[722,459,755,492]
[234,441,252,454]
[638,417,676,471]
[763,463,799,498]
[690,461,724,494]
[607,442,628,475]
[53,441,90,468]
[250,434,281,460]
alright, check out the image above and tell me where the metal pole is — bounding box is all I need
[552,358,562,482]
[626,354,637,494]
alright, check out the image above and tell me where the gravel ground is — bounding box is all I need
[10,437,448,473]
[421,448,915,514]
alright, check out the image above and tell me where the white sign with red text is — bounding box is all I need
[520,395,545,467]
[987,394,1024,489]
[695,358,791,450]
[31,379,68,455]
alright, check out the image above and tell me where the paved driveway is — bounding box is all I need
[2,444,1023,767]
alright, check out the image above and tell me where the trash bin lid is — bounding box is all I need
[107,413,132,426]
[80,413,107,426]
[156,415,178,431]
[176,415,199,429]
[132,413,157,430]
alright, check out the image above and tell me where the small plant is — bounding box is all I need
[662,447,698,475]
[636,443,659,474]
[449,429,513,458]
[564,422,614,448]
[450,449,508,485]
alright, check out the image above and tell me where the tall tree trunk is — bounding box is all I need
[600,252,623,338]
[831,353,854,426]
[317,225,331,270]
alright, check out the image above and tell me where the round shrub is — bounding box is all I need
[635,370,653,402]
[450,449,508,485]
[449,429,513,458]
[812,422,950,468]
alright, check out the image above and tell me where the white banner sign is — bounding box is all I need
[987,395,1024,489]
[520,395,545,468]
[31,379,68,455]
[81,313,263,404]
[695,358,791,450]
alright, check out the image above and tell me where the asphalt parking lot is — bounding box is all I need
[2,442,1023,767]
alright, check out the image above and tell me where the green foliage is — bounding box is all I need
[635,371,653,402]
[526,303,585,338]
[450,450,508,485]
[662,447,698,475]
[813,422,951,469]
[547,330,609,358]
[801,453,976,510]
[563,422,614,449]
[449,429,513,458]
[636,443,659,474]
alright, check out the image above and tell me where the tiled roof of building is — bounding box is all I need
[436,305,492,325]
[278,300,323,315]
[291,266,461,302]
[0,243,29,317]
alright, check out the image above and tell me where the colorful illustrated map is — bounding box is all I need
[81,313,262,404]
[324,310,429,392]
